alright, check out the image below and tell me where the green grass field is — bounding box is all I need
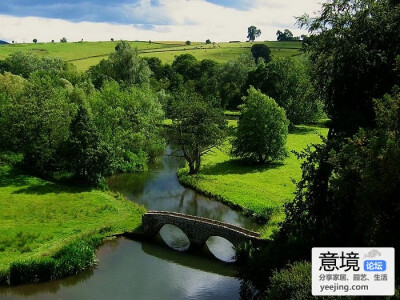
[0,165,145,273]
[0,40,303,71]
[178,121,328,238]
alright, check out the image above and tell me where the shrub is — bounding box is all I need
[267,261,353,299]
[233,87,289,163]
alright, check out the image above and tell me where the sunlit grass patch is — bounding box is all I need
[0,165,145,276]
[178,122,328,238]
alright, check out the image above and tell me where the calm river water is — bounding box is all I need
[0,145,261,299]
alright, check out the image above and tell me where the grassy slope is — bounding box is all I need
[179,121,328,238]
[0,165,145,272]
[0,41,303,70]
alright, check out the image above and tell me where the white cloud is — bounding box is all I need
[0,0,324,43]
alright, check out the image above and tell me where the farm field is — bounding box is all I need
[178,120,329,238]
[0,165,145,273]
[0,40,303,70]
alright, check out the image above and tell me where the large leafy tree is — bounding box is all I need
[233,87,289,163]
[219,54,256,108]
[297,0,400,136]
[247,26,261,42]
[169,89,227,174]
[247,57,323,126]
[242,1,400,294]
[64,106,110,185]
[250,44,271,63]
[268,0,400,274]
[88,41,151,88]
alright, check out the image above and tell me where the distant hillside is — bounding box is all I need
[0,40,303,71]
[0,40,9,45]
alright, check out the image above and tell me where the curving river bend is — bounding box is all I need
[0,145,262,300]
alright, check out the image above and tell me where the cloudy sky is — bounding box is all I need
[0,0,323,43]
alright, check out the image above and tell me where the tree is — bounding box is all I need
[219,54,256,108]
[60,37,67,43]
[185,40,191,45]
[33,39,37,44]
[296,0,400,135]
[233,87,289,163]
[247,26,261,42]
[111,38,114,41]
[247,57,323,126]
[87,41,151,88]
[171,54,199,81]
[206,39,211,44]
[260,0,400,282]
[276,29,299,41]
[89,81,164,173]
[170,89,227,174]
[250,44,271,63]
[64,106,110,185]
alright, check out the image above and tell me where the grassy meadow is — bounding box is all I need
[0,40,303,71]
[0,165,145,275]
[178,120,329,238]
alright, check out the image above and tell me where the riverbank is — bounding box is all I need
[178,122,329,238]
[0,165,146,285]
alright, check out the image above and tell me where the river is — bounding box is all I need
[0,145,261,299]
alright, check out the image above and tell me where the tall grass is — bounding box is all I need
[1,236,102,286]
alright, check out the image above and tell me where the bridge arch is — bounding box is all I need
[141,211,265,259]
[205,236,237,262]
[159,224,190,251]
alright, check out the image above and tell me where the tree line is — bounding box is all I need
[240,0,400,298]
[0,40,323,186]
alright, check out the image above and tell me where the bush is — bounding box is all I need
[267,261,354,300]
[233,87,289,163]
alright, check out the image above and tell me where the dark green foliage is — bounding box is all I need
[32,39,37,44]
[266,261,349,300]
[0,54,164,185]
[206,39,211,44]
[60,37,67,43]
[144,57,164,80]
[250,44,271,63]
[172,54,199,81]
[247,26,261,42]
[64,106,110,185]
[185,40,191,45]
[247,57,323,126]
[219,54,256,108]
[297,0,400,135]
[267,261,311,300]
[276,29,299,41]
[170,89,227,174]
[233,87,289,163]
[271,90,400,293]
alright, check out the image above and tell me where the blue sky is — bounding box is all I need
[0,0,323,42]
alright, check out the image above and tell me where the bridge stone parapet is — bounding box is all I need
[141,211,265,249]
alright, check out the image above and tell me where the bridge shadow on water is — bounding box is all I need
[140,236,238,278]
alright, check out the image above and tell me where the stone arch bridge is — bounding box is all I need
[141,211,265,249]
